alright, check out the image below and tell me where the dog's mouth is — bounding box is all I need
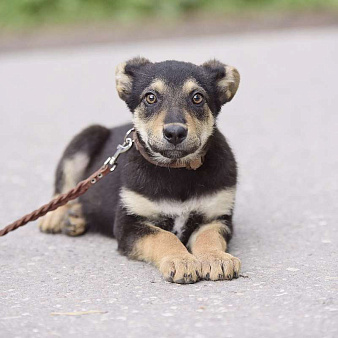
[158,149,190,160]
[148,142,200,160]
[134,130,202,161]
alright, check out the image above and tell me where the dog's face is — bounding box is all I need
[116,58,240,163]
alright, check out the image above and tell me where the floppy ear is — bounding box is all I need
[202,59,240,105]
[115,57,151,101]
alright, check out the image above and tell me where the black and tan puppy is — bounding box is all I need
[39,57,241,284]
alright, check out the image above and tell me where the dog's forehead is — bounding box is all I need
[144,61,207,88]
[147,78,202,95]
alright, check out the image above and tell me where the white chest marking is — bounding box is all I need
[172,214,190,239]
[119,187,236,222]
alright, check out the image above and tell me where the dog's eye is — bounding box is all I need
[192,93,203,104]
[145,93,157,104]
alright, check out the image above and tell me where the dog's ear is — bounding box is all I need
[115,57,151,101]
[202,59,240,105]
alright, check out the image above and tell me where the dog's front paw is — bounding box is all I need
[159,254,202,284]
[195,251,241,281]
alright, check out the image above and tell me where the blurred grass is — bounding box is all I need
[1,0,338,30]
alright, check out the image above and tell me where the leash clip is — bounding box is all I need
[104,128,135,171]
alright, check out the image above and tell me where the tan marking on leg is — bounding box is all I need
[38,195,69,234]
[63,203,87,237]
[62,152,89,192]
[188,222,241,281]
[131,225,202,284]
[188,222,228,253]
[39,198,86,236]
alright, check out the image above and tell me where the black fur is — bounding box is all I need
[125,60,225,114]
[54,59,239,257]
[55,125,110,194]
[75,123,236,251]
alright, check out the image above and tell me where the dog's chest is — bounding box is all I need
[120,187,236,239]
[171,213,189,238]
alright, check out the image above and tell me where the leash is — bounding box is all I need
[0,128,135,237]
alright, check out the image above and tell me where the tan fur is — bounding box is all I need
[182,79,207,97]
[132,107,149,144]
[149,110,167,137]
[131,225,202,283]
[188,222,241,281]
[135,79,168,142]
[115,57,150,100]
[182,78,214,143]
[182,79,197,93]
[133,108,167,147]
[133,107,214,166]
[184,112,198,138]
[62,152,89,193]
[218,65,240,102]
[63,203,86,236]
[38,200,69,234]
[188,222,228,253]
[185,108,214,146]
[115,62,132,101]
[132,74,215,166]
[148,79,166,94]
[39,200,86,236]
[202,60,240,103]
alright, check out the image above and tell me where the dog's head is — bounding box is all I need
[116,57,240,164]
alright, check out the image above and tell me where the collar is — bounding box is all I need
[132,131,207,170]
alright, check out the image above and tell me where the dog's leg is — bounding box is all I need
[38,202,69,234]
[39,148,88,234]
[63,202,87,236]
[39,125,110,235]
[188,221,241,281]
[39,202,86,236]
[115,210,202,284]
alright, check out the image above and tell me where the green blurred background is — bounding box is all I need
[1,0,338,30]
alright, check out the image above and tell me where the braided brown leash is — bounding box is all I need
[0,128,135,237]
[0,164,111,237]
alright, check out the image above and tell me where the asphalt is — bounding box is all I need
[0,27,337,338]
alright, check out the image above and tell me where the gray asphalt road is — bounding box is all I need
[0,28,337,338]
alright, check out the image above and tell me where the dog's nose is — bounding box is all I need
[163,124,188,145]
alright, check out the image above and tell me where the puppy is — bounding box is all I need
[39,57,241,284]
